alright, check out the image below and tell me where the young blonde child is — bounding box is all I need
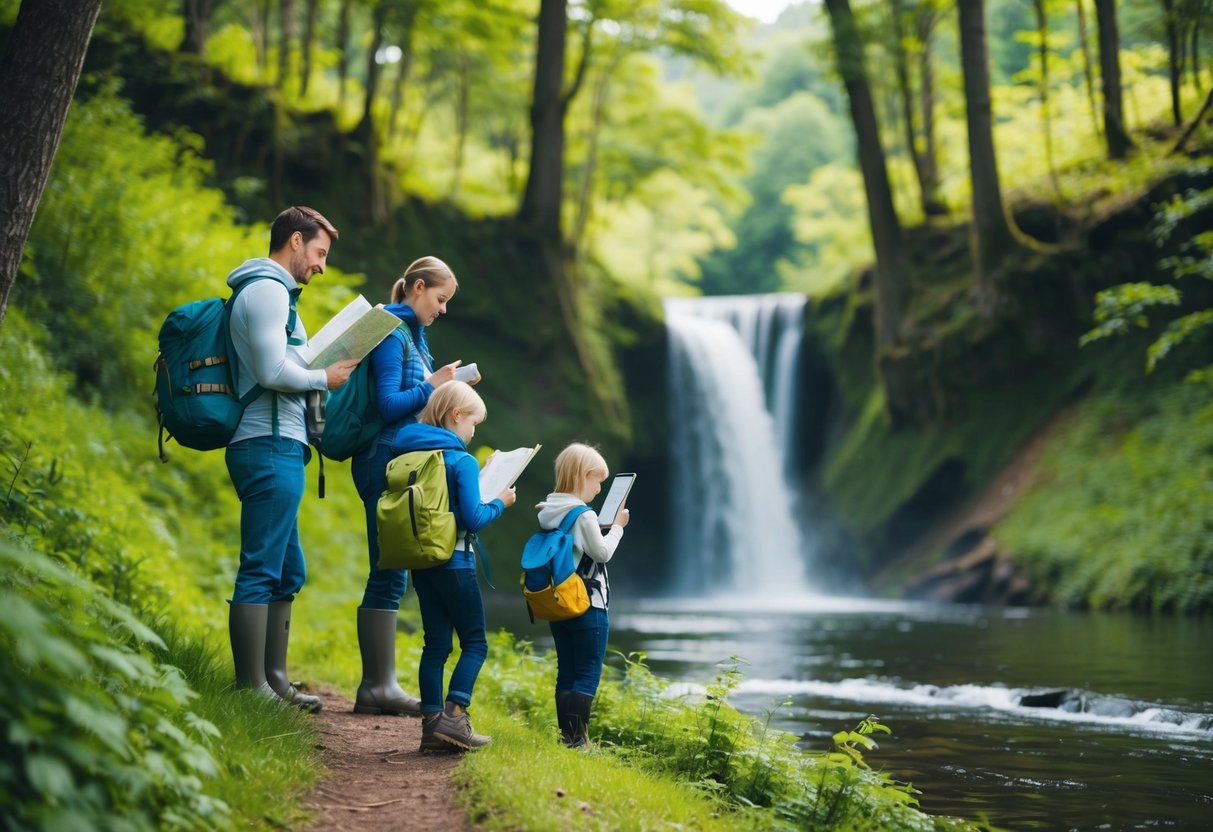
[389,381,516,750]
[535,443,630,747]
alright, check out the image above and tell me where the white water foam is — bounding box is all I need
[732,677,1213,738]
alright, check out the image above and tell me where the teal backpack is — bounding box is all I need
[154,274,293,461]
[317,326,410,462]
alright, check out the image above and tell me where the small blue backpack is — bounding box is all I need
[154,274,292,461]
[318,326,409,462]
[520,505,593,622]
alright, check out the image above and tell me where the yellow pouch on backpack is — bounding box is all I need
[523,572,590,621]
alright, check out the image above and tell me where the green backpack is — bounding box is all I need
[318,327,410,462]
[376,450,456,570]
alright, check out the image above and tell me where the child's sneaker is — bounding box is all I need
[429,702,491,750]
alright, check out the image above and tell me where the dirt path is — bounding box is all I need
[302,688,470,832]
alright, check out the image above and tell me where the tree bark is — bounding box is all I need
[916,6,943,214]
[0,0,103,330]
[1162,0,1184,125]
[278,0,296,88]
[890,0,945,217]
[824,0,907,349]
[300,0,319,94]
[957,0,1017,294]
[519,0,571,239]
[337,0,352,111]
[1076,0,1101,136]
[359,2,388,223]
[1095,0,1132,158]
[183,0,217,55]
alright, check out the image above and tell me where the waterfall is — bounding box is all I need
[664,293,812,597]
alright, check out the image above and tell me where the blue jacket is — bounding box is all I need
[369,303,435,447]
[390,422,503,570]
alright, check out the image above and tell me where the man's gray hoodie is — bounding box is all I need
[226,258,328,444]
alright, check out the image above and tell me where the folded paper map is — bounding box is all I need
[298,295,401,369]
[479,444,541,499]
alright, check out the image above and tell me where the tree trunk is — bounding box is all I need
[278,0,296,88]
[359,2,388,223]
[387,4,419,142]
[957,0,1017,296]
[916,6,943,214]
[519,0,570,239]
[337,0,352,112]
[1032,0,1060,195]
[1095,0,1132,158]
[1162,0,1184,125]
[299,0,319,94]
[890,0,945,217]
[0,0,102,330]
[251,0,272,79]
[572,52,620,260]
[1076,0,1101,136]
[824,0,907,350]
[183,0,217,55]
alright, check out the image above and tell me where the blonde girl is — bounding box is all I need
[535,442,630,746]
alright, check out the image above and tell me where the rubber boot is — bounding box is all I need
[567,692,594,749]
[265,600,322,713]
[429,701,491,750]
[555,690,579,746]
[228,602,275,697]
[354,607,422,716]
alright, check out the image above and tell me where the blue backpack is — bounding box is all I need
[154,274,294,461]
[520,505,594,622]
[317,326,410,462]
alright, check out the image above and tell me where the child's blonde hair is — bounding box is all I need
[553,443,609,494]
[390,255,458,304]
[419,381,485,430]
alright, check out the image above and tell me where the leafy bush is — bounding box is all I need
[995,382,1213,611]
[462,633,973,832]
[0,538,228,832]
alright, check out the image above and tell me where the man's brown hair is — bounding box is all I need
[269,206,339,254]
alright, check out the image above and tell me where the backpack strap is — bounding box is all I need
[559,504,592,534]
[224,273,298,441]
[465,532,495,590]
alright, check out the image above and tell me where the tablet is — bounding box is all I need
[597,473,636,527]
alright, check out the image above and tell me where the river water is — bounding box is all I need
[582,595,1213,831]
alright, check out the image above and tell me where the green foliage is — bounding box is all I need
[994,382,1213,612]
[1081,184,1213,380]
[463,635,972,831]
[0,539,229,832]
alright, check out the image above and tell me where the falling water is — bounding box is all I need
[664,294,811,597]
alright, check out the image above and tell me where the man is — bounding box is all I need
[225,206,358,711]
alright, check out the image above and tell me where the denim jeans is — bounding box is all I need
[550,606,609,698]
[225,436,307,604]
[411,567,487,714]
[351,440,407,610]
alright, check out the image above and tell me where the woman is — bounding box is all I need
[350,256,466,716]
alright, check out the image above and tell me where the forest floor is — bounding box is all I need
[302,688,470,832]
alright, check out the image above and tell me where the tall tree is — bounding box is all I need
[278,0,297,88]
[1075,0,1101,136]
[1161,0,1184,126]
[825,0,907,349]
[0,0,103,330]
[1030,0,1060,195]
[957,0,1018,298]
[336,0,353,111]
[518,0,589,239]
[183,0,218,55]
[889,0,946,217]
[299,0,320,94]
[1094,0,1132,158]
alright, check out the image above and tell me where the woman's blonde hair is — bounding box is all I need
[553,443,609,494]
[419,381,485,430]
[390,256,458,304]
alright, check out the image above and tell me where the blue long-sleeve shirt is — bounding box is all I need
[390,422,503,570]
[369,304,434,447]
